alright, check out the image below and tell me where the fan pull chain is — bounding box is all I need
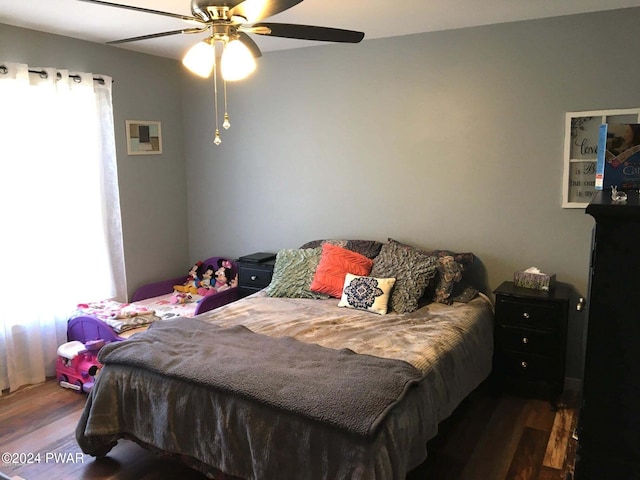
[223,79,230,130]
[212,50,222,146]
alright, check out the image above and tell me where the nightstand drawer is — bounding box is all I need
[238,266,273,289]
[236,254,276,299]
[495,325,560,356]
[498,351,557,382]
[495,298,560,330]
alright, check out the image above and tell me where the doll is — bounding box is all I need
[170,292,192,304]
[213,262,232,292]
[173,261,203,295]
[196,264,216,296]
[199,259,236,296]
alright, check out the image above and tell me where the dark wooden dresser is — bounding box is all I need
[575,189,640,479]
[493,281,571,402]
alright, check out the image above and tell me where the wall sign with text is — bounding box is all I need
[563,108,640,208]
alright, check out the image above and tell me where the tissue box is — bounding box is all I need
[513,271,556,291]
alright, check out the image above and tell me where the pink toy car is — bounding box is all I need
[55,339,104,393]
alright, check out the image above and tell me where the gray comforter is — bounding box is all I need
[97,318,424,438]
[76,292,494,480]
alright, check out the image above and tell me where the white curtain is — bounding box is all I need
[0,62,126,393]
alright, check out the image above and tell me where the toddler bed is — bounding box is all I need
[67,256,238,343]
[76,239,494,480]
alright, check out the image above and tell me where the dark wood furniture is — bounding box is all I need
[575,189,640,479]
[236,254,276,298]
[493,281,570,402]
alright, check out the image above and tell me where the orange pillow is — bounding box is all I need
[310,243,373,298]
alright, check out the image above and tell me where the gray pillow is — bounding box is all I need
[370,239,438,313]
[299,239,383,259]
[266,248,329,299]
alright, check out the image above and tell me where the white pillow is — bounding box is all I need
[338,273,396,315]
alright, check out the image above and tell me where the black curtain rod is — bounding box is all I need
[0,65,110,85]
[28,68,108,85]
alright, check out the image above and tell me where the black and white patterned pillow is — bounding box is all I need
[338,273,396,315]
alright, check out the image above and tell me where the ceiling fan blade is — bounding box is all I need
[107,27,208,45]
[238,32,263,58]
[230,0,304,23]
[77,0,202,22]
[252,23,365,43]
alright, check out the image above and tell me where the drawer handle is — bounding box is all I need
[251,275,258,281]
[520,361,528,369]
[521,337,529,344]
[522,312,530,319]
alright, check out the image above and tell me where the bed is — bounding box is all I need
[67,256,239,343]
[75,239,494,480]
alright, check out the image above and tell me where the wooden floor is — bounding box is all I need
[0,379,578,480]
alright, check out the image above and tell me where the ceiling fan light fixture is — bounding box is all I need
[182,40,215,78]
[220,39,256,81]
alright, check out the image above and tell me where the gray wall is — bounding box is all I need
[0,23,190,294]
[182,7,640,380]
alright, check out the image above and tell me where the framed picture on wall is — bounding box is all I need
[126,120,162,155]
[562,108,640,208]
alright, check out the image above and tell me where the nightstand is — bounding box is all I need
[236,253,276,298]
[493,281,571,402]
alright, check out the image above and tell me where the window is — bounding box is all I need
[0,63,125,392]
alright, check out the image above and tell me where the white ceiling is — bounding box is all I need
[2,0,640,60]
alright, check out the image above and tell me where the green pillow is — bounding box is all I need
[266,248,329,299]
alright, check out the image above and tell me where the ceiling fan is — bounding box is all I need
[78,0,365,58]
[79,0,365,145]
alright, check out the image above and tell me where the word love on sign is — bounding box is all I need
[574,137,598,157]
[566,116,599,204]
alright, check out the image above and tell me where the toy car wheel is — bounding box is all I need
[58,374,68,386]
[75,379,83,394]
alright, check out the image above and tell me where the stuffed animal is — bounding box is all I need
[196,264,215,296]
[173,261,203,295]
[170,292,192,304]
[213,259,234,292]
[199,259,237,296]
